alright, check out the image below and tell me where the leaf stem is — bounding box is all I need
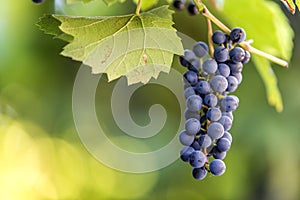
[206,18,214,57]
[136,0,142,15]
[192,0,289,67]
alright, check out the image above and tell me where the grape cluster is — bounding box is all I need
[179,28,250,180]
[173,0,199,15]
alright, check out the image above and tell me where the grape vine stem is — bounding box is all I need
[192,0,289,67]
[206,18,214,57]
[136,0,142,15]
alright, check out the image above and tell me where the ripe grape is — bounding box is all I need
[210,75,228,93]
[212,30,226,45]
[204,93,218,107]
[184,108,200,120]
[207,122,224,140]
[217,63,230,77]
[203,58,218,74]
[189,151,206,168]
[194,80,211,95]
[206,107,222,121]
[226,76,239,92]
[183,70,198,86]
[214,46,229,63]
[187,2,199,15]
[198,134,212,148]
[32,0,45,3]
[173,0,185,10]
[184,87,195,99]
[193,42,209,58]
[228,61,243,74]
[212,148,227,160]
[222,131,233,143]
[221,96,239,112]
[209,159,226,176]
[218,116,232,131]
[222,112,233,120]
[217,138,231,152]
[180,146,194,162]
[179,130,195,146]
[185,118,201,135]
[229,47,245,63]
[243,50,251,64]
[186,94,202,112]
[230,27,246,43]
[192,167,207,180]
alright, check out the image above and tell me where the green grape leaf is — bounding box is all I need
[37,15,73,42]
[38,6,183,85]
[132,0,159,10]
[103,0,126,6]
[296,0,300,11]
[69,0,125,5]
[222,0,294,111]
[252,56,283,112]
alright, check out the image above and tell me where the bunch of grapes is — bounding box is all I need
[173,0,199,15]
[179,28,250,180]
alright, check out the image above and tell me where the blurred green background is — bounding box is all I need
[0,0,299,199]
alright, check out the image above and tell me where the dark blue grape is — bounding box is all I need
[230,27,246,44]
[32,0,45,3]
[226,76,239,92]
[217,63,230,77]
[217,138,231,152]
[229,47,245,63]
[192,167,207,180]
[207,122,224,140]
[184,108,200,120]
[173,0,185,10]
[204,94,218,107]
[198,134,212,148]
[212,147,227,160]
[184,87,195,99]
[179,56,189,67]
[194,80,211,95]
[186,95,202,112]
[228,61,243,74]
[191,140,201,150]
[222,112,233,121]
[187,2,199,15]
[180,146,194,162]
[209,159,226,176]
[179,130,195,146]
[242,50,251,64]
[189,151,207,168]
[184,49,197,61]
[183,71,198,86]
[210,75,228,93]
[222,131,232,143]
[232,72,243,84]
[212,30,226,45]
[193,42,208,58]
[203,58,218,74]
[188,59,201,73]
[214,46,229,63]
[185,118,201,136]
[206,107,222,121]
[220,96,239,112]
[218,116,232,131]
